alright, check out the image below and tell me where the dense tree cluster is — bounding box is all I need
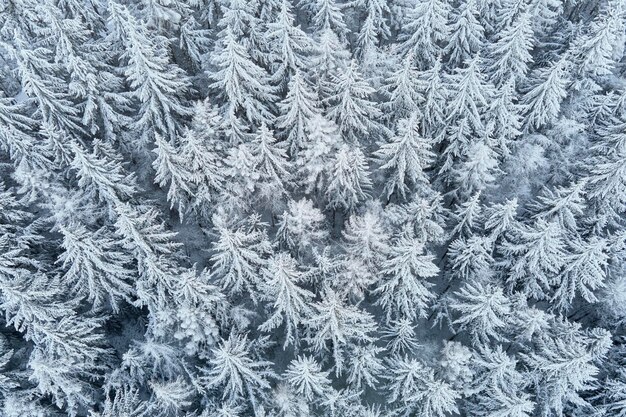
[1,0,626,416]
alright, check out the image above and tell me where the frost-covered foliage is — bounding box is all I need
[0,1,625,416]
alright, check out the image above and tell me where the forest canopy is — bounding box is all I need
[1,0,626,416]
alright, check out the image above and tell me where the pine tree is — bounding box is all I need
[58,222,133,311]
[585,116,626,222]
[310,0,348,38]
[152,133,193,213]
[306,289,376,375]
[6,37,83,141]
[382,319,420,355]
[381,54,423,120]
[337,211,390,300]
[374,233,438,322]
[309,27,351,101]
[223,143,261,211]
[346,344,385,389]
[438,341,474,389]
[354,0,391,65]
[450,192,483,239]
[210,26,277,126]
[249,124,291,211]
[454,136,500,197]
[375,113,435,200]
[527,0,562,35]
[70,142,137,206]
[551,236,608,312]
[325,60,382,142]
[139,0,189,31]
[107,0,192,142]
[341,208,390,273]
[178,125,226,218]
[447,235,493,282]
[215,0,259,41]
[259,253,314,348]
[451,282,511,345]
[382,193,442,248]
[418,59,448,140]
[325,146,372,212]
[443,0,484,67]
[266,0,312,92]
[521,58,571,131]
[573,4,626,78]
[0,94,40,166]
[297,114,344,196]
[386,357,460,417]
[200,333,275,411]
[179,16,211,70]
[276,198,328,257]
[284,355,332,401]
[529,180,587,233]
[446,54,492,134]
[276,70,320,154]
[486,8,534,87]
[484,198,519,243]
[487,79,523,157]
[397,0,450,68]
[500,219,566,300]
[209,214,272,302]
[520,326,611,417]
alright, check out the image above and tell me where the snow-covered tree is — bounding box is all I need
[551,236,608,312]
[374,233,438,322]
[276,70,320,154]
[108,0,192,142]
[210,26,277,126]
[152,132,193,213]
[249,124,291,211]
[341,208,390,273]
[346,344,385,389]
[58,222,133,311]
[486,7,534,86]
[284,355,332,401]
[266,0,312,91]
[310,0,348,38]
[382,319,420,355]
[375,113,435,200]
[209,214,272,302]
[325,60,382,142]
[309,27,351,100]
[397,0,450,68]
[451,282,511,345]
[520,326,611,417]
[386,357,460,417]
[500,219,566,299]
[418,59,449,140]
[443,0,484,67]
[200,333,275,411]
[276,198,328,256]
[259,253,314,348]
[571,3,625,78]
[381,54,422,119]
[487,79,523,156]
[306,289,376,375]
[521,58,571,131]
[297,114,344,196]
[178,124,226,217]
[445,54,492,134]
[325,146,372,212]
[447,235,493,283]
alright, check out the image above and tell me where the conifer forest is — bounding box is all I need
[2,0,626,416]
